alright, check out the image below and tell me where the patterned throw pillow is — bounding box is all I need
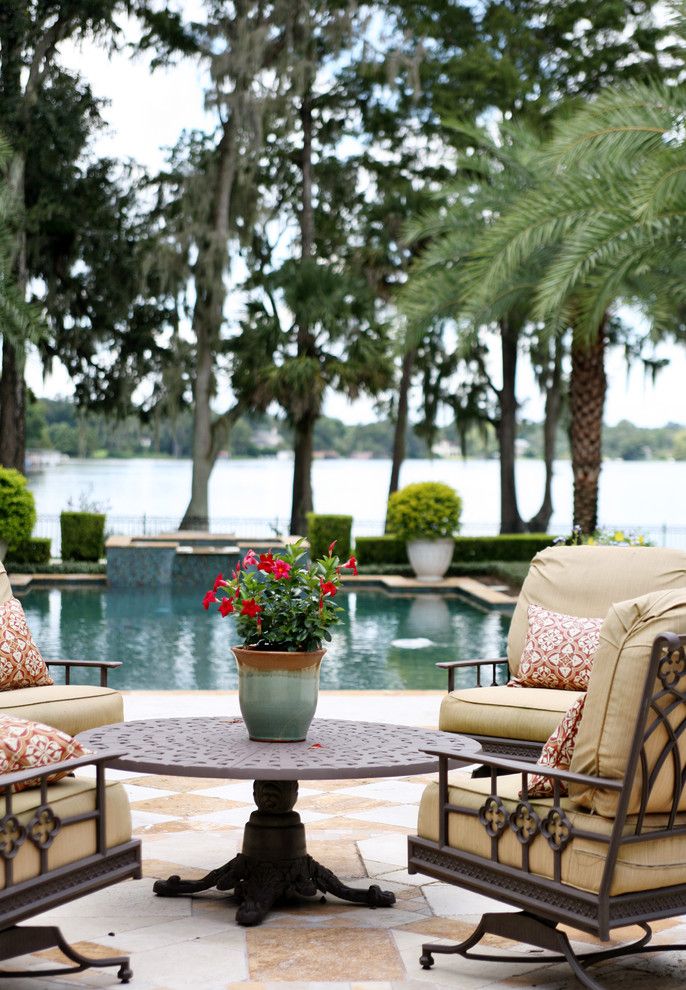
[509,603,602,691]
[525,696,586,798]
[0,596,52,691]
[0,714,89,792]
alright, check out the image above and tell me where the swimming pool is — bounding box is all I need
[20,587,510,691]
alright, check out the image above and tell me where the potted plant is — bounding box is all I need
[386,482,461,581]
[202,539,358,741]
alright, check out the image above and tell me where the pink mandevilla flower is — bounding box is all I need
[272,559,292,580]
[243,550,258,567]
[342,556,358,576]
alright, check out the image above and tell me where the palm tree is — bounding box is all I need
[400,121,564,533]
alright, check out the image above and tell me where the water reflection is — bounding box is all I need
[20,588,510,691]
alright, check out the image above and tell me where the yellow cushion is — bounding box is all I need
[439,686,583,742]
[570,588,686,816]
[0,563,10,604]
[508,546,686,675]
[0,685,123,736]
[417,772,686,896]
[0,776,131,889]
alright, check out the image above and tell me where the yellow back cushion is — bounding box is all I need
[569,587,686,817]
[508,546,686,675]
[0,563,11,604]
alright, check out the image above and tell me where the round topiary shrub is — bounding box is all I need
[0,468,37,558]
[386,482,461,541]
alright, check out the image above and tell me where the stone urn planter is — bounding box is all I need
[232,646,326,742]
[407,538,455,582]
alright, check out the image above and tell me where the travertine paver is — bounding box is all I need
[12,690,686,989]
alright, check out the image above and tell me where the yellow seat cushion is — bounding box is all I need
[1,776,131,890]
[0,685,123,736]
[439,686,583,742]
[417,772,686,896]
[570,587,686,817]
[508,546,686,676]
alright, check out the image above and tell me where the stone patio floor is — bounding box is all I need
[11,691,686,990]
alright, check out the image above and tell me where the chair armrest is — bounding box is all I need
[0,747,127,792]
[46,659,122,688]
[435,658,509,691]
[421,744,624,792]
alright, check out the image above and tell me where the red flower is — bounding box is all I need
[272,559,292,580]
[241,598,262,618]
[203,590,218,610]
[243,550,258,567]
[257,552,275,573]
[320,580,338,598]
[342,556,358,576]
[213,573,226,592]
[328,540,337,556]
[218,597,234,617]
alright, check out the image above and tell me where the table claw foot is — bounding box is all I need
[311,861,396,908]
[153,865,226,897]
[235,869,282,926]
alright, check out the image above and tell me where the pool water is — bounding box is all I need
[21,588,510,692]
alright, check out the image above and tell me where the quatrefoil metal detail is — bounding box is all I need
[541,808,573,851]
[478,795,509,837]
[0,814,26,859]
[27,806,61,849]
[509,801,541,845]
[658,649,686,689]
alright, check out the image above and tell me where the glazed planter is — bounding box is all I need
[406,538,454,582]
[232,646,326,742]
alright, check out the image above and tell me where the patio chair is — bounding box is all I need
[438,545,686,760]
[408,586,686,989]
[0,748,141,981]
[0,562,123,734]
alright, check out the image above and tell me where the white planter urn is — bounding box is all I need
[406,538,454,582]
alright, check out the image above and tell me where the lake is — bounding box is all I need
[26,456,686,543]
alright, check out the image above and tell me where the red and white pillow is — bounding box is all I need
[0,714,89,792]
[0,597,52,691]
[525,695,586,798]
[509,603,602,691]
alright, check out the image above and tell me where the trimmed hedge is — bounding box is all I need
[0,468,36,552]
[355,533,555,566]
[307,513,352,562]
[60,511,106,562]
[5,560,106,575]
[6,537,51,565]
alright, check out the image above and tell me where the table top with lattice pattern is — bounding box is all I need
[78,717,480,780]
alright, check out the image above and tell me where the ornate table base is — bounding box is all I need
[153,780,396,926]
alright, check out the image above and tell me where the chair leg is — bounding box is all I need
[0,925,132,982]
[419,911,678,990]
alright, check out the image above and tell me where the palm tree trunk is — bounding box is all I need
[180,122,237,530]
[569,322,606,534]
[289,87,316,535]
[0,336,26,471]
[527,336,563,532]
[498,317,524,533]
[386,347,416,528]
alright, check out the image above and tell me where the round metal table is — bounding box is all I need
[79,717,480,926]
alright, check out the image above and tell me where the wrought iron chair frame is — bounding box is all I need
[438,657,545,761]
[44,658,122,688]
[410,632,686,989]
[0,747,142,982]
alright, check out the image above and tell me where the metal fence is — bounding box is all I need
[32,513,686,558]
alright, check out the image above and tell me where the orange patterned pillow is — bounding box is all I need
[525,695,586,798]
[509,603,602,691]
[0,597,52,691]
[0,714,89,792]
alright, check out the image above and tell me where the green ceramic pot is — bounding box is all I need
[232,646,326,742]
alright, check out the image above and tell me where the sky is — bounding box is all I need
[24,4,686,429]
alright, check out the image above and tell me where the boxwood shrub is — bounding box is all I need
[6,537,51,566]
[306,513,352,562]
[0,468,36,553]
[355,533,555,566]
[60,511,106,562]
[386,482,461,540]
